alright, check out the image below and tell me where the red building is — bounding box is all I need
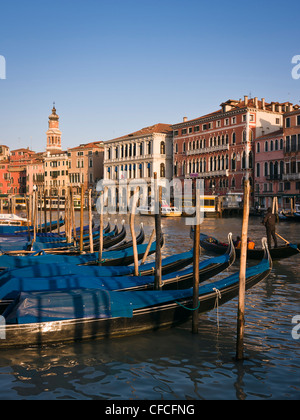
[172,96,291,205]
[8,148,36,194]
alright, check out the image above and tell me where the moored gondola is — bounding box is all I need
[0,239,271,349]
[0,234,235,300]
[0,236,164,270]
[199,232,300,260]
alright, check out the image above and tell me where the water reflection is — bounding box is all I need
[0,215,299,400]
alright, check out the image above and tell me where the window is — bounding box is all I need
[182,129,187,135]
[194,126,200,132]
[232,117,236,124]
[160,163,166,178]
[265,141,268,152]
[256,163,261,178]
[257,142,260,153]
[297,115,300,126]
[232,133,236,144]
[286,118,291,128]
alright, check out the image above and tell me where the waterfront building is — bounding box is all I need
[283,107,300,206]
[26,153,45,195]
[68,141,104,193]
[172,96,290,205]
[8,148,36,194]
[103,123,173,192]
[254,129,285,210]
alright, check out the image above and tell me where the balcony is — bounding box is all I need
[266,174,283,181]
[185,169,229,178]
[283,173,300,181]
[186,144,229,156]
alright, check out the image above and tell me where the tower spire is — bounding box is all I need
[46,104,62,152]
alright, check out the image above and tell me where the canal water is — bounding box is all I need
[0,214,299,400]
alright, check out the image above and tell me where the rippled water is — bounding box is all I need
[0,214,299,400]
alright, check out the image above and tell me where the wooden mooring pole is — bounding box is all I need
[154,173,162,290]
[236,179,251,360]
[80,185,84,253]
[130,187,139,277]
[192,181,201,334]
[98,191,104,264]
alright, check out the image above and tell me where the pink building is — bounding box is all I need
[254,129,285,210]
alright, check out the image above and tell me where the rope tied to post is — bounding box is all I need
[213,287,222,329]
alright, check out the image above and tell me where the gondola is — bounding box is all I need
[279,211,300,222]
[0,236,235,300]
[0,248,195,280]
[0,237,164,270]
[199,232,300,260]
[0,239,271,349]
[104,223,145,252]
[0,218,66,235]
[31,223,125,253]
[0,223,121,254]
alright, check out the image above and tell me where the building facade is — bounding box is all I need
[172,96,289,204]
[254,129,285,210]
[283,107,300,203]
[68,141,104,193]
[103,123,173,189]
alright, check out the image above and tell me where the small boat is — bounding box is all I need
[0,248,195,280]
[0,214,28,228]
[0,218,65,235]
[0,237,235,300]
[0,240,271,348]
[161,205,182,217]
[137,200,182,217]
[199,232,300,260]
[279,211,300,222]
[0,237,164,270]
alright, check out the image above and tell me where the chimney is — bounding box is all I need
[254,97,258,108]
[271,102,275,112]
[244,95,248,106]
[261,98,265,110]
[183,117,188,122]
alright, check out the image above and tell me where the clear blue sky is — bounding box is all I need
[0,0,300,152]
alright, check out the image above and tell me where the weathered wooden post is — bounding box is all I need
[98,190,104,264]
[80,185,84,253]
[192,181,201,334]
[88,188,94,253]
[154,173,162,290]
[130,187,140,276]
[236,179,251,361]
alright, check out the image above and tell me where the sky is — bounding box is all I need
[0,0,300,152]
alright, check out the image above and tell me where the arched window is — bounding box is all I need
[265,162,268,177]
[257,142,260,153]
[231,153,236,171]
[160,142,166,155]
[160,163,166,178]
[256,163,261,178]
[232,133,236,144]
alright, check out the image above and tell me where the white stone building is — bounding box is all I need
[103,124,173,189]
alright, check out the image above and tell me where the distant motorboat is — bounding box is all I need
[0,214,29,227]
[137,200,182,217]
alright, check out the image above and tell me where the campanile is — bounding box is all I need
[46,103,62,152]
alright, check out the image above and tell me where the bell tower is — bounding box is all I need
[46,103,62,152]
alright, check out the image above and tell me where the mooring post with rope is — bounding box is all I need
[192,181,201,334]
[236,179,251,360]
